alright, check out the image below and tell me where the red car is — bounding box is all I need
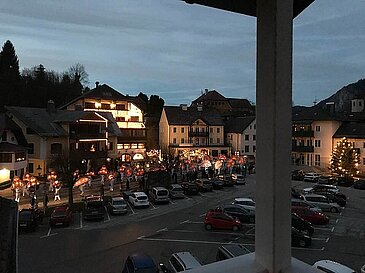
[292,206,329,225]
[49,205,72,227]
[204,210,242,231]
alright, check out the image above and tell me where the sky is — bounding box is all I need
[0,0,365,106]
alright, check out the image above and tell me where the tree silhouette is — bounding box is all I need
[67,63,89,87]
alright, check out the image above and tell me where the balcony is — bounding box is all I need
[69,132,106,140]
[69,150,107,160]
[292,130,314,138]
[292,144,314,153]
[188,131,209,137]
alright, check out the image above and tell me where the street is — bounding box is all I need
[18,175,365,273]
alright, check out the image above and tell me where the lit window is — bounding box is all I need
[131,144,138,149]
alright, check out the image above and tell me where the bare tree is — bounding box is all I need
[67,63,89,87]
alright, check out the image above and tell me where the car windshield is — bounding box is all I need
[157,190,168,196]
[19,212,31,220]
[113,200,126,205]
[53,211,67,217]
[87,201,103,208]
[137,196,148,200]
[172,188,183,191]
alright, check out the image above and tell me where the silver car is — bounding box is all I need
[303,194,341,213]
[107,197,128,214]
[168,184,185,199]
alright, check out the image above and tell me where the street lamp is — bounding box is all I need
[36,165,42,177]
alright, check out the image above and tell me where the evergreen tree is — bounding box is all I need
[330,137,360,176]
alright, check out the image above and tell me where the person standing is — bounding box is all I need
[79,184,85,196]
[15,187,21,202]
[109,177,115,192]
[54,184,61,201]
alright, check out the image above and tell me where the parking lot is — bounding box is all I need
[18,176,365,273]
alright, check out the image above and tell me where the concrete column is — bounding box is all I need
[255,0,293,272]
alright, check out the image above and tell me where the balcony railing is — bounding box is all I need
[292,130,314,138]
[292,144,314,153]
[188,131,209,137]
[69,132,106,140]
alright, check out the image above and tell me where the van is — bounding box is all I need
[149,187,169,204]
[216,244,250,261]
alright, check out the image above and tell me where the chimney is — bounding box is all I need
[95,81,100,88]
[180,104,188,111]
[47,100,56,113]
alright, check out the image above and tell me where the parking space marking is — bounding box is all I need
[199,193,207,197]
[138,237,255,246]
[180,220,189,224]
[104,206,111,222]
[169,229,246,236]
[184,221,203,224]
[170,200,176,205]
[127,203,136,214]
[40,227,58,239]
[199,213,206,217]
[292,246,324,251]
[150,203,157,210]
[311,237,329,241]
[156,227,168,233]
[245,227,255,235]
[314,227,333,231]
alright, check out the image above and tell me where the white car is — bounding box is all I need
[231,174,246,185]
[313,260,356,273]
[232,198,255,211]
[303,172,320,182]
[128,192,150,208]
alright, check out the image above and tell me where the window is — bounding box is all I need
[253,135,256,141]
[169,256,184,272]
[217,128,220,133]
[363,158,365,165]
[254,124,256,129]
[217,138,220,144]
[116,116,125,122]
[210,138,213,144]
[181,127,184,133]
[250,125,252,129]
[1,131,7,141]
[28,143,34,154]
[84,102,94,109]
[245,145,249,153]
[28,163,34,173]
[129,116,139,122]
[245,135,249,141]
[131,144,138,149]
[181,138,185,144]
[173,127,177,133]
[15,152,26,162]
[363,142,365,149]
[137,143,144,149]
[0,153,12,163]
[51,143,62,155]
[116,104,126,110]
[253,145,256,152]
[315,125,320,132]
[315,154,320,166]
[210,128,213,133]
[315,140,321,148]
[173,138,177,144]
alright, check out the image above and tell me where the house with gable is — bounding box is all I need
[60,83,147,161]
[159,104,230,158]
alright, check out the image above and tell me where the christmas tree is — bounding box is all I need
[330,137,360,176]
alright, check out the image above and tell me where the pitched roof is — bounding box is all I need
[227,98,252,110]
[192,90,227,104]
[164,106,224,126]
[0,142,28,152]
[98,112,123,137]
[0,113,28,146]
[333,122,365,139]
[292,104,344,122]
[225,116,256,133]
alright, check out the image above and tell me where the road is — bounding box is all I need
[18,175,365,273]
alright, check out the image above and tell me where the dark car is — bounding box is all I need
[216,244,250,261]
[50,204,72,227]
[291,170,305,181]
[83,196,105,221]
[122,253,159,273]
[19,209,43,231]
[181,181,199,195]
[195,179,213,192]
[204,210,242,231]
[210,178,224,190]
[291,187,304,199]
[292,213,314,236]
[312,191,347,207]
[217,204,255,223]
[318,175,336,185]
[336,176,354,187]
[218,175,234,187]
[122,191,134,203]
[291,227,311,248]
[354,179,365,190]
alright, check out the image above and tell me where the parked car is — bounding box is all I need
[354,179,365,190]
[303,184,339,194]
[303,194,341,213]
[83,195,105,221]
[291,198,322,213]
[292,206,329,225]
[49,204,72,227]
[217,204,255,223]
[216,244,250,261]
[167,184,185,199]
[195,178,213,192]
[336,176,355,187]
[149,187,169,204]
[122,253,159,273]
[291,169,305,180]
[292,212,314,236]
[312,191,346,207]
[181,181,199,195]
[122,191,134,202]
[210,178,224,190]
[232,197,256,211]
[303,172,320,182]
[107,196,128,214]
[218,175,234,186]
[165,252,202,273]
[19,209,43,231]
[231,173,246,185]
[318,175,336,185]
[291,187,304,199]
[313,260,356,273]
[291,227,311,248]
[129,192,150,208]
[204,210,242,231]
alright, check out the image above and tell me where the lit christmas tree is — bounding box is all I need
[330,137,360,176]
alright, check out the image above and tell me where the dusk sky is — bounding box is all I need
[1,0,364,106]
